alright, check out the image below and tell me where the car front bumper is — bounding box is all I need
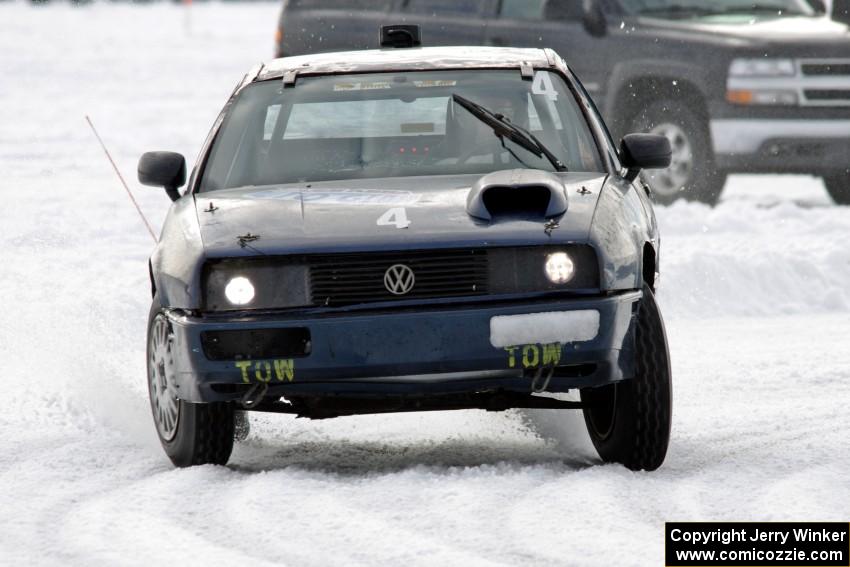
[710,118,850,173]
[163,291,642,403]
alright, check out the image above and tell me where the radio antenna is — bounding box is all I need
[85,115,157,243]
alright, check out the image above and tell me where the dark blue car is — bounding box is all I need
[139,37,673,470]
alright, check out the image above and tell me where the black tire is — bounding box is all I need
[630,100,726,206]
[824,173,850,205]
[580,285,672,471]
[147,297,235,467]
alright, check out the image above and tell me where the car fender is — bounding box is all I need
[150,194,206,309]
[588,177,652,291]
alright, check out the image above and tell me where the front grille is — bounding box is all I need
[310,249,489,306]
[203,246,599,312]
[801,62,850,76]
[794,59,850,106]
[804,89,850,102]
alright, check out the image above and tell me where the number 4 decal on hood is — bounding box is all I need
[377,207,411,229]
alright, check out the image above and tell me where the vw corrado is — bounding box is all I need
[139,29,674,470]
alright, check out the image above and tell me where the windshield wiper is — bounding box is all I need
[451,94,568,172]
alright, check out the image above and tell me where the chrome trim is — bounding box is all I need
[710,119,850,154]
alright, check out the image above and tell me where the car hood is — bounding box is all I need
[194,172,607,257]
[689,15,849,40]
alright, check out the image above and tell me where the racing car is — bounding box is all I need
[139,25,673,470]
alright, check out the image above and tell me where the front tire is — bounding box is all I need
[824,173,850,205]
[581,285,672,471]
[147,300,235,467]
[631,100,725,206]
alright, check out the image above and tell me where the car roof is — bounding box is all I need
[256,46,557,82]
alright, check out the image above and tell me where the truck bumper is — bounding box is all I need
[163,291,642,403]
[710,118,850,173]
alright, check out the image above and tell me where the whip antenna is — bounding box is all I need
[85,115,157,242]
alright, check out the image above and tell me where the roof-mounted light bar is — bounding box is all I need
[380,25,422,49]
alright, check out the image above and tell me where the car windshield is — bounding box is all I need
[619,0,815,18]
[200,70,604,191]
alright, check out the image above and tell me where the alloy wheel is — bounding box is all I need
[645,122,694,198]
[148,314,180,442]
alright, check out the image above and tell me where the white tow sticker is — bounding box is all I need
[532,71,558,101]
[377,207,411,229]
[489,311,600,348]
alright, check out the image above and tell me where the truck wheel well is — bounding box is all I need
[642,243,656,291]
[612,77,708,137]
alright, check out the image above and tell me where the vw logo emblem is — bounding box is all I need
[384,264,415,295]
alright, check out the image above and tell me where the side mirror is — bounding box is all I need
[620,134,672,182]
[138,151,186,202]
[582,0,607,38]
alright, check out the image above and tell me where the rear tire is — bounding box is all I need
[147,298,235,467]
[581,285,672,471]
[824,173,850,205]
[631,100,725,206]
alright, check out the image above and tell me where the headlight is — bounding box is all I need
[224,276,255,305]
[727,58,798,106]
[729,58,795,77]
[482,245,599,294]
[204,260,311,312]
[544,252,575,284]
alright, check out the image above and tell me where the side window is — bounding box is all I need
[500,0,582,20]
[544,0,584,21]
[500,0,546,19]
[287,0,331,8]
[405,0,483,15]
[282,98,449,140]
[263,105,281,141]
[289,0,392,8]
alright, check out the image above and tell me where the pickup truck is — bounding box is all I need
[276,0,850,206]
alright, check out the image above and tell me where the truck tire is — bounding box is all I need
[581,285,672,471]
[631,100,725,206]
[824,173,850,205]
[147,298,235,467]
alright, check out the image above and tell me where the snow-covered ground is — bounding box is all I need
[1,3,849,565]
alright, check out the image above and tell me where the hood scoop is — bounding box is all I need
[466,170,568,221]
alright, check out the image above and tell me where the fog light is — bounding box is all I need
[224,276,255,305]
[544,252,575,284]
